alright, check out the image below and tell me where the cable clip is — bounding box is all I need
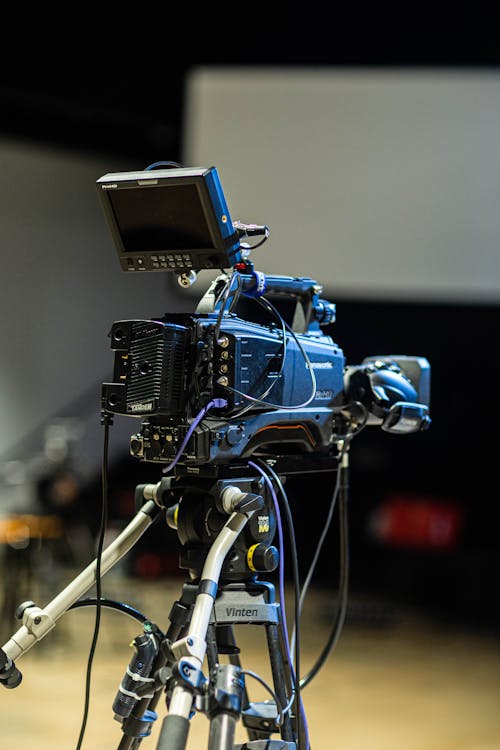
[243,271,267,298]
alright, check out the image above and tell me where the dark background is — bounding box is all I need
[1,9,498,632]
[1,9,498,161]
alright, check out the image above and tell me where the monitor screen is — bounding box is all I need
[108,183,213,252]
[97,166,242,273]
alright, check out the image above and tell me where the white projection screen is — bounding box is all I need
[184,68,500,303]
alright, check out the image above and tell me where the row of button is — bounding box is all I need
[125,254,194,270]
[152,260,185,269]
[151,253,192,263]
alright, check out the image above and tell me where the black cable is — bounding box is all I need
[213,271,242,341]
[342,402,369,439]
[70,599,150,626]
[225,296,317,410]
[289,414,366,663]
[255,459,304,748]
[265,411,361,693]
[240,670,284,725]
[290,458,343,662]
[75,415,111,750]
[144,161,182,170]
[229,295,287,419]
[239,229,270,250]
[299,448,350,689]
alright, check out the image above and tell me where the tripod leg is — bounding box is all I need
[117,584,199,749]
[266,623,294,742]
[218,626,253,713]
[206,623,219,673]
[207,664,245,750]
[209,713,238,750]
[118,606,201,748]
[156,507,256,750]
[207,621,243,750]
[212,623,274,745]
[218,625,262,744]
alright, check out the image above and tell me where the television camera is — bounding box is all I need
[0,164,431,750]
[97,166,430,473]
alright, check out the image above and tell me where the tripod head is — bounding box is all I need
[139,475,279,583]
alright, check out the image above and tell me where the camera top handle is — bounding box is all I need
[196,272,337,335]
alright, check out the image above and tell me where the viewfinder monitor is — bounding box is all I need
[96,166,242,273]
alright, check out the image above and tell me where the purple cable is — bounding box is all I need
[161,399,227,474]
[248,461,310,750]
[248,462,288,634]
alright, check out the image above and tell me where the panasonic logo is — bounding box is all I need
[310,362,333,369]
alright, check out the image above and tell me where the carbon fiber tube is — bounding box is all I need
[155,714,190,750]
[208,712,237,750]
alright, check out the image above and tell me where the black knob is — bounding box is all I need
[247,544,279,573]
[15,601,36,620]
[166,504,179,530]
[226,426,244,446]
[0,649,22,689]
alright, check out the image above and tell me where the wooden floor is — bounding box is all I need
[1,577,499,750]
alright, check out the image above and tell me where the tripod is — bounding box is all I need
[116,472,303,750]
[0,462,323,750]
